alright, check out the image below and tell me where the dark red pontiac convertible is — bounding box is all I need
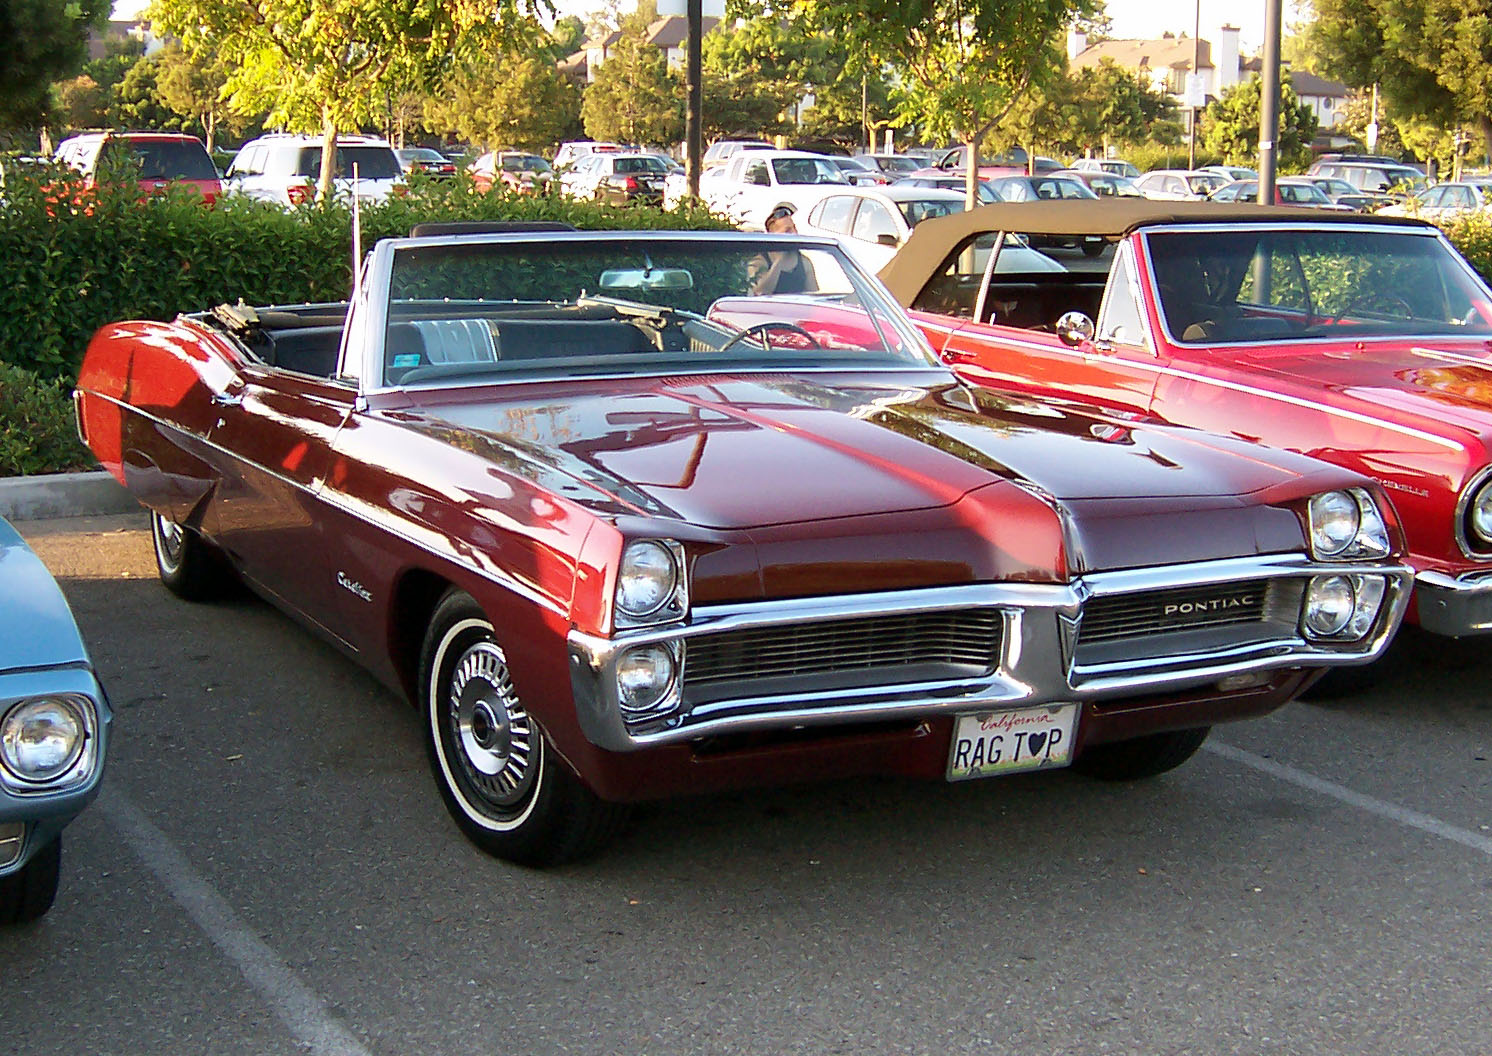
[880,200,1492,640]
[75,227,1411,864]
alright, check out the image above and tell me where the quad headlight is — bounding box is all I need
[0,696,88,785]
[1302,574,1389,641]
[615,539,687,625]
[615,643,682,718]
[1463,475,1492,551]
[1308,489,1391,560]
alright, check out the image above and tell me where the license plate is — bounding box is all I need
[947,704,1078,781]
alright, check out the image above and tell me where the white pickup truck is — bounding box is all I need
[701,150,851,229]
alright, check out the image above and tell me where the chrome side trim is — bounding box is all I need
[81,391,570,618]
[568,553,1413,751]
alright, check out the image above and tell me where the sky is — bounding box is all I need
[111,0,1304,52]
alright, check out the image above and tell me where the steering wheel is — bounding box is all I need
[718,321,823,354]
[1327,292,1415,327]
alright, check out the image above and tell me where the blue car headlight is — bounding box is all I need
[1,696,88,785]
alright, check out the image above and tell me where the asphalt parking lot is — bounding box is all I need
[5,512,1491,1056]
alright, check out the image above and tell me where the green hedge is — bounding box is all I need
[0,169,728,382]
[0,362,93,476]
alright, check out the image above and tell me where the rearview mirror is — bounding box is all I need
[599,268,695,292]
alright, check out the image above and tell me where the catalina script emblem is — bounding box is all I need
[337,572,373,602]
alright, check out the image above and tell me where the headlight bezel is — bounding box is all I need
[1300,573,1391,642]
[613,539,688,628]
[1307,487,1392,561]
[0,694,97,792]
[1457,466,1492,558]
[614,641,684,721]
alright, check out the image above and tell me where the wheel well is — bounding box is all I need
[387,569,455,706]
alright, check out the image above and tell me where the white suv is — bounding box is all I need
[224,133,404,206]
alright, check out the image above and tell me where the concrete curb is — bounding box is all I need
[0,470,139,522]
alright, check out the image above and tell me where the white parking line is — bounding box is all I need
[1207,741,1492,857]
[100,790,372,1056]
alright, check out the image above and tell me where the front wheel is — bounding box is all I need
[420,591,629,867]
[0,837,61,925]
[151,511,235,601]
[1072,727,1210,781]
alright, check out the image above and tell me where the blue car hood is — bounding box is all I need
[0,518,89,672]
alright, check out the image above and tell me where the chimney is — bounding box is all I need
[1067,27,1087,62]
[1217,24,1240,91]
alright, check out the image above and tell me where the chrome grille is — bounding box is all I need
[685,609,1003,689]
[1080,580,1277,643]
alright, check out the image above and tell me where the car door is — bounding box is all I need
[200,362,359,646]
[927,236,1162,414]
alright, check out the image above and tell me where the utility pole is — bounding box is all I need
[686,0,703,198]
[1258,0,1283,204]
[1188,0,1201,169]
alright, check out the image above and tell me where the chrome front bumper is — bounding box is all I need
[570,554,1412,752]
[1415,569,1492,635]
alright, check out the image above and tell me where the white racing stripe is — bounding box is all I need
[1207,741,1492,857]
[100,790,372,1056]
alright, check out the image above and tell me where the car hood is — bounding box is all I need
[1234,338,1492,441]
[391,372,1335,563]
[0,519,89,672]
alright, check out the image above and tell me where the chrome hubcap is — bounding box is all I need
[155,516,185,565]
[448,641,535,808]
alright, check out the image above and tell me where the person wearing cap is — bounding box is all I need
[749,205,815,295]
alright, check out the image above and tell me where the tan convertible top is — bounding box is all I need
[876,199,1433,305]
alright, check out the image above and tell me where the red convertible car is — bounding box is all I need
[75,225,1410,864]
[881,200,1492,641]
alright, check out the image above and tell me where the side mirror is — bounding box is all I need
[1055,311,1095,348]
[875,233,900,247]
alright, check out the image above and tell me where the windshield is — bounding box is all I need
[771,157,848,184]
[376,237,932,386]
[295,146,401,180]
[1187,173,1227,194]
[614,156,669,174]
[899,198,965,225]
[99,138,217,181]
[1146,226,1492,343]
[500,155,551,173]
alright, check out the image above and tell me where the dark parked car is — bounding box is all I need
[75,226,1409,865]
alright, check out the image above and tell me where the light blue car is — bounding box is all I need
[0,516,110,923]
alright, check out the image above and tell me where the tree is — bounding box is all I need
[113,56,181,133]
[1003,58,1177,160]
[1200,74,1318,171]
[425,48,581,152]
[0,0,110,128]
[148,0,543,199]
[53,75,110,131]
[793,0,1099,206]
[155,45,241,151]
[580,9,684,146]
[700,18,809,141]
[1312,0,1492,157]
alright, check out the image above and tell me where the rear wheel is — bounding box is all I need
[1072,727,1210,781]
[151,511,235,601]
[420,591,629,866]
[0,837,61,925]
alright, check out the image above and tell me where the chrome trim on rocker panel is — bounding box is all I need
[569,553,1413,751]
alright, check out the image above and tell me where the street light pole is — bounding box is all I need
[1258,0,1283,204]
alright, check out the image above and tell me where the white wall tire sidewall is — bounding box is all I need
[426,616,544,834]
